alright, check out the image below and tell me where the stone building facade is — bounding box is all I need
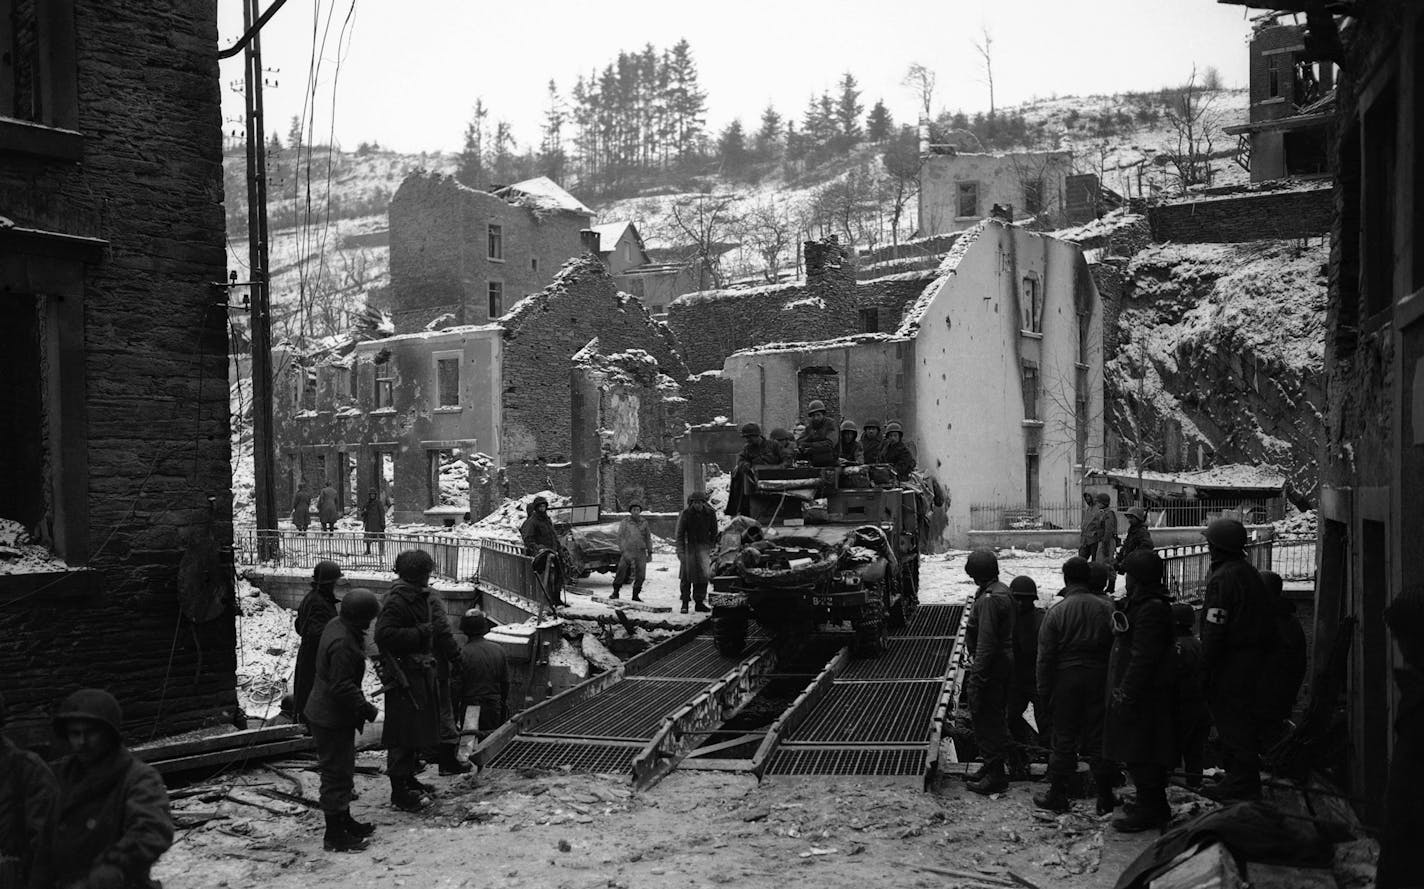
[722,221,1105,546]
[274,256,692,522]
[918,149,1075,235]
[1222,22,1335,182]
[387,172,593,334]
[0,0,236,745]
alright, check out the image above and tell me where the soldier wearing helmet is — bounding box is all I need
[1113,505,1154,578]
[1198,517,1273,803]
[881,421,917,480]
[962,550,1017,795]
[31,690,173,889]
[860,419,885,464]
[729,422,785,518]
[375,549,464,811]
[1005,577,1044,781]
[305,588,383,852]
[675,490,719,613]
[836,419,863,464]
[768,428,795,465]
[1080,492,1119,591]
[796,400,838,467]
[294,560,344,723]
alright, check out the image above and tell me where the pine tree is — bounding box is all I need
[666,38,707,160]
[490,120,516,185]
[755,105,782,157]
[455,99,487,190]
[539,80,566,183]
[836,72,863,139]
[287,115,302,150]
[866,100,892,142]
[717,118,748,176]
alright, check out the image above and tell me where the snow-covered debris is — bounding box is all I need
[470,490,570,541]
[0,519,69,575]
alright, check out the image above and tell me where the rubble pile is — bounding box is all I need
[469,489,569,541]
[0,518,70,575]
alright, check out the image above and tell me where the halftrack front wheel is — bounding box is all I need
[853,597,889,657]
[713,607,750,657]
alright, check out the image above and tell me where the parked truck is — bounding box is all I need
[707,464,926,657]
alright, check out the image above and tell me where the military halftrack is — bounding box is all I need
[707,464,926,658]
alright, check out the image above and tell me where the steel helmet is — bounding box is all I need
[1122,549,1166,584]
[1061,556,1092,584]
[340,588,381,624]
[1009,576,1038,599]
[530,495,549,509]
[884,421,903,435]
[862,419,882,432]
[394,548,435,580]
[1202,518,1248,555]
[769,427,791,441]
[1088,562,1111,592]
[1171,603,1196,631]
[688,489,708,503]
[461,609,491,637]
[740,422,762,436]
[839,419,858,433]
[1126,506,1148,523]
[1095,492,1112,507]
[313,560,342,584]
[964,549,999,581]
[807,400,827,414]
[52,688,123,739]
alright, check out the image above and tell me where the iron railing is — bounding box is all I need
[233,528,547,604]
[1157,536,1316,601]
[969,498,1285,531]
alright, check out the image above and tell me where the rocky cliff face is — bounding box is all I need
[1107,240,1328,505]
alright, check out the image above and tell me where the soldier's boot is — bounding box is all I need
[1112,782,1169,833]
[323,811,370,852]
[390,776,429,812]
[1095,784,1119,816]
[631,584,643,602]
[1032,777,1071,814]
[610,586,621,600]
[680,600,690,614]
[343,809,375,838]
[406,773,437,794]
[437,744,473,776]
[1006,749,1031,782]
[966,760,1009,796]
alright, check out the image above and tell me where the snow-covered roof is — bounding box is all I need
[353,323,503,347]
[590,221,633,253]
[726,332,910,361]
[1103,464,1286,492]
[496,176,594,216]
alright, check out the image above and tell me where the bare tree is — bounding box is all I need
[880,130,922,249]
[971,26,996,114]
[902,62,937,123]
[741,197,797,282]
[1164,66,1222,191]
[669,192,743,290]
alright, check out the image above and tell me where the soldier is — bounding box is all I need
[304,588,382,852]
[881,421,917,480]
[836,420,863,464]
[455,611,511,755]
[675,490,718,614]
[318,481,341,533]
[519,496,565,608]
[1105,550,1179,832]
[0,692,56,888]
[1006,576,1044,781]
[1171,603,1210,790]
[1114,506,1154,576]
[768,428,796,465]
[730,423,784,517]
[963,550,1016,795]
[374,549,463,811]
[362,489,390,556]
[1033,557,1117,814]
[797,400,835,445]
[293,560,343,723]
[860,419,886,465]
[611,501,652,602]
[1088,561,1112,596]
[1199,518,1273,802]
[292,481,312,534]
[30,690,173,889]
[1079,493,1117,562]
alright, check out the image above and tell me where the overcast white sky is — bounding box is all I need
[218,0,1260,155]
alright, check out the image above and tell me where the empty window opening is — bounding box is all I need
[374,359,394,409]
[859,307,880,334]
[797,366,841,422]
[1021,363,1040,421]
[1024,453,1041,510]
[0,293,44,533]
[344,451,358,509]
[488,223,503,260]
[436,355,460,408]
[1021,276,1043,333]
[427,448,454,508]
[1362,83,1398,318]
[956,182,979,218]
[1267,55,1282,98]
[1023,178,1044,215]
[488,281,504,319]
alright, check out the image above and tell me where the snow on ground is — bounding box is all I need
[0,518,70,575]
[922,547,1083,609]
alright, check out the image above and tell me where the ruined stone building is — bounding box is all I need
[917,148,1107,234]
[274,256,698,522]
[0,0,236,745]
[721,221,1105,546]
[587,220,692,316]
[1223,20,1336,182]
[387,172,595,334]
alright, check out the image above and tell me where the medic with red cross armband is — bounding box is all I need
[1198,517,1276,803]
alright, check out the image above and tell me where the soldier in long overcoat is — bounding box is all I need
[293,560,342,722]
[1104,550,1178,833]
[374,549,460,812]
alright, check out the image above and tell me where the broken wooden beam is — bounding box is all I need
[588,595,671,613]
[147,737,314,775]
[133,724,305,763]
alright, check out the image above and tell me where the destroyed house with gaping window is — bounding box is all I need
[1223,21,1336,182]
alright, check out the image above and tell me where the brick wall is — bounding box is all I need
[665,238,859,374]
[1147,186,1333,243]
[0,0,236,746]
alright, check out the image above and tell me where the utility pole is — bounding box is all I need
[243,0,278,557]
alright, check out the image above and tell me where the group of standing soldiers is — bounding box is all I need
[961,516,1308,832]
[291,552,509,853]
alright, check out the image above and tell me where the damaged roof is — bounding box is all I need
[493,176,594,217]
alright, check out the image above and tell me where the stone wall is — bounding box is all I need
[853,271,939,331]
[665,238,860,374]
[600,453,685,514]
[682,372,733,424]
[1147,185,1333,243]
[0,0,236,746]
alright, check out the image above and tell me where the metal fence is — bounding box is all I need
[969,498,1285,531]
[233,528,534,593]
[1158,536,1316,601]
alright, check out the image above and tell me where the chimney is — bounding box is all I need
[918,116,930,155]
[580,229,601,254]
